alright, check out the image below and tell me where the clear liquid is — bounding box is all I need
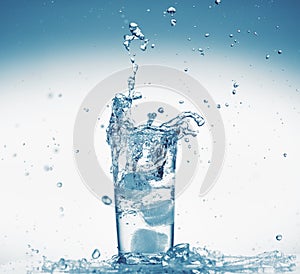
[115,187,174,254]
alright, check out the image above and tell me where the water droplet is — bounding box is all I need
[83,107,90,113]
[205,33,210,37]
[146,8,150,12]
[216,104,221,109]
[204,99,208,103]
[283,153,287,157]
[59,207,64,213]
[170,18,177,26]
[57,182,63,188]
[232,89,236,95]
[229,34,233,38]
[233,82,239,88]
[25,172,30,176]
[140,39,149,51]
[198,48,203,52]
[44,165,53,172]
[184,138,189,143]
[187,37,191,41]
[225,103,229,107]
[158,107,164,113]
[151,43,155,48]
[276,234,282,241]
[101,195,112,205]
[167,6,176,16]
[92,249,101,259]
[215,0,221,4]
[237,29,241,33]
[266,54,270,60]
[278,49,282,54]
[184,68,188,72]
[75,149,80,153]
[179,100,184,104]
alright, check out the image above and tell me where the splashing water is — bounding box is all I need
[33,243,296,273]
[29,20,297,274]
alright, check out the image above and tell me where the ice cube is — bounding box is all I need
[118,172,151,199]
[131,229,168,253]
[141,200,174,227]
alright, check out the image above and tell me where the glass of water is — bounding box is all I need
[113,127,178,255]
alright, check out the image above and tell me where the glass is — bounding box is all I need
[113,127,178,255]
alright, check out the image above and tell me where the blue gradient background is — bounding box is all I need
[0,0,300,272]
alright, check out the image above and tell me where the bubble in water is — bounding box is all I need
[276,234,283,241]
[167,6,176,16]
[278,49,283,54]
[56,182,63,188]
[205,33,210,37]
[215,0,221,4]
[101,195,112,205]
[266,54,270,60]
[158,107,164,113]
[92,249,101,259]
[170,18,177,26]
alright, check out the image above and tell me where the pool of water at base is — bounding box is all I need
[20,243,297,274]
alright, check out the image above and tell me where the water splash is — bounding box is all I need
[33,243,296,273]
